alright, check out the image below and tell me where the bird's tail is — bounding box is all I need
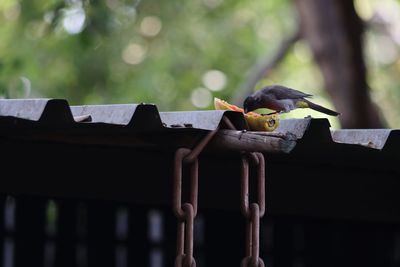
[302,99,340,116]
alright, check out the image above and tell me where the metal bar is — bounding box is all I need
[222,116,239,130]
[184,128,219,163]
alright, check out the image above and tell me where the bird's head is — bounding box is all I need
[243,96,257,113]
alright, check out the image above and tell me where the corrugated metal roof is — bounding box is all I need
[0,98,246,129]
[0,98,398,153]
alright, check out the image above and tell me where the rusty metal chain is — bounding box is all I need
[241,152,266,267]
[224,115,267,266]
[172,127,219,267]
[173,148,198,267]
[173,116,267,267]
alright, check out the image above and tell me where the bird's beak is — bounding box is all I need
[244,108,248,113]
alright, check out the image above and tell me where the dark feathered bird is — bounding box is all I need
[243,85,340,116]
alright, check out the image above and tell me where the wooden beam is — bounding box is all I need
[208,129,297,153]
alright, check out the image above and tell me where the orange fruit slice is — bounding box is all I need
[214,98,279,131]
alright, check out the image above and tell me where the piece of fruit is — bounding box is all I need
[214,98,279,131]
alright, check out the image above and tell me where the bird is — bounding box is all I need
[243,85,340,116]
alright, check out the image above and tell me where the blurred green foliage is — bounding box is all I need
[0,0,295,108]
[1,0,400,128]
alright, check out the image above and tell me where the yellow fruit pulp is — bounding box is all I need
[214,98,279,131]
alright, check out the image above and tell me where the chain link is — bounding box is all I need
[241,152,266,267]
[173,117,267,267]
[173,148,198,267]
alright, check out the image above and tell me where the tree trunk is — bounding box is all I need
[294,0,384,128]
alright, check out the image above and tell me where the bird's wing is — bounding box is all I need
[263,85,313,100]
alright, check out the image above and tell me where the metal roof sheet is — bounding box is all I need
[331,129,393,150]
[0,98,398,154]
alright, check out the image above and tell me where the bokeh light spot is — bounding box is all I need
[62,7,86,34]
[140,16,162,37]
[202,70,227,91]
[354,0,373,20]
[122,43,147,65]
[191,87,212,108]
